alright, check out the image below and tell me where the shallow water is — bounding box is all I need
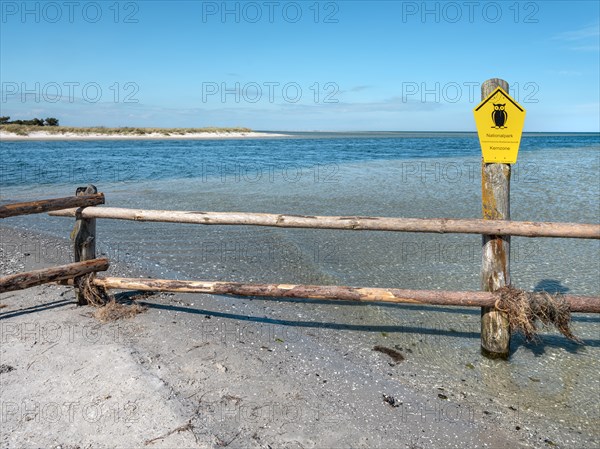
[1,133,599,437]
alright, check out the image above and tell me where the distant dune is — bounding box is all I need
[0,125,285,140]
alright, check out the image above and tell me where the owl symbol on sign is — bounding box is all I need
[492,104,508,129]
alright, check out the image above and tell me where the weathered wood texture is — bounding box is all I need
[480,78,512,359]
[0,258,109,293]
[0,194,104,219]
[92,277,600,313]
[71,185,98,305]
[49,207,600,239]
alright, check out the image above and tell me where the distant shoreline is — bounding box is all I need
[0,130,287,141]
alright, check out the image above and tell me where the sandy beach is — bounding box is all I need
[2,224,592,448]
[0,131,287,141]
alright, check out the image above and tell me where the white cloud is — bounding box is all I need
[553,23,600,52]
[554,24,599,41]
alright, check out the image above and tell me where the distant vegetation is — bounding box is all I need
[0,121,252,136]
[0,116,59,126]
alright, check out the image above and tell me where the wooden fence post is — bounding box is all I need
[481,78,511,359]
[72,185,97,305]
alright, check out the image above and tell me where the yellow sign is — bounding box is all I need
[473,86,526,164]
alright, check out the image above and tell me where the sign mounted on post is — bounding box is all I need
[473,86,526,164]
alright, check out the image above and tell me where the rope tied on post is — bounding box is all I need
[494,286,582,343]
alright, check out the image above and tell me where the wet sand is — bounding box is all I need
[2,226,597,448]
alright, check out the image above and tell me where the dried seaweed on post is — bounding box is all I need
[495,286,582,343]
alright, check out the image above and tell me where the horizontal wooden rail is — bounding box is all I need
[49,207,600,239]
[93,277,600,313]
[0,194,105,219]
[0,258,109,293]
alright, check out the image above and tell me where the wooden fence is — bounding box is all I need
[47,185,600,350]
[2,186,599,360]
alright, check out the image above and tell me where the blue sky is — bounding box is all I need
[1,1,599,131]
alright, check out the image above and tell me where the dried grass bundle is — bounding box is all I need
[495,286,581,343]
